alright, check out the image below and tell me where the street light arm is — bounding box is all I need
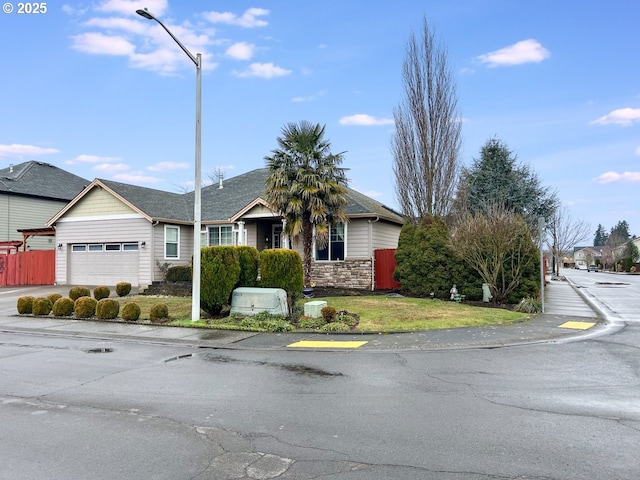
[135,9,200,68]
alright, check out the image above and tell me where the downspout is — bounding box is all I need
[151,220,159,283]
[368,217,380,291]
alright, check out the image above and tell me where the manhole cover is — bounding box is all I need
[86,348,114,353]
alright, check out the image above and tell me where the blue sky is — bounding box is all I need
[1,0,639,239]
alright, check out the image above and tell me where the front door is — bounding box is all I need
[271,224,282,249]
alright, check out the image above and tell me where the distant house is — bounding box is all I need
[47,168,404,289]
[0,161,88,250]
[573,246,603,268]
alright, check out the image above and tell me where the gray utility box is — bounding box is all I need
[230,287,289,317]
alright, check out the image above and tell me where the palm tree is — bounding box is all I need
[264,121,349,288]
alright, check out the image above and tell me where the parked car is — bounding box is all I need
[587,264,598,272]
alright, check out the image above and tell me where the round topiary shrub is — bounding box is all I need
[32,297,53,316]
[52,297,74,317]
[121,302,141,321]
[149,303,169,323]
[47,293,62,305]
[96,298,120,319]
[69,286,91,301]
[321,306,337,322]
[74,296,97,319]
[116,282,132,297]
[93,286,111,301]
[17,296,35,314]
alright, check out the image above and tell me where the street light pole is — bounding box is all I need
[136,8,202,321]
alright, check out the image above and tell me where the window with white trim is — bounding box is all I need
[208,225,233,246]
[315,223,345,261]
[165,225,180,258]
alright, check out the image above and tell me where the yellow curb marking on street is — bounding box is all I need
[286,340,368,349]
[558,321,596,330]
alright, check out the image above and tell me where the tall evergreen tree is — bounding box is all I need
[593,224,608,246]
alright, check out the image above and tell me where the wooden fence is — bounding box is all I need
[374,248,401,290]
[0,250,55,286]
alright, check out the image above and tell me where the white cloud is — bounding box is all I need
[339,114,394,126]
[590,108,640,126]
[636,146,640,156]
[94,162,130,173]
[66,154,120,164]
[234,62,291,78]
[477,39,550,67]
[225,42,255,60]
[147,161,189,172]
[113,172,161,183]
[0,144,59,158]
[205,7,269,28]
[594,171,640,183]
[291,90,326,103]
[71,32,136,56]
[96,0,168,17]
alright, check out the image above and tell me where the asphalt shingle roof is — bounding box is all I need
[0,161,89,200]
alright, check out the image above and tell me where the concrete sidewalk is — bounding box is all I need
[0,278,609,351]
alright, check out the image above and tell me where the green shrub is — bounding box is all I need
[321,322,350,332]
[166,265,192,282]
[150,303,169,322]
[121,302,141,321]
[235,246,260,287]
[32,297,53,316]
[298,316,327,329]
[93,286,110,301]
[47,293,62,305]
[52,297,74,316]
[259,249,304,320]
[321,306,337,322]
[74,297,97,318]
[394,216,483,300]
[96,298,120,319]
[17,296,35,314]
[200,246,241,316]
[116,282,132,297]
[69,286,91,301]
[514,297,542,314]
[337,311,359,328]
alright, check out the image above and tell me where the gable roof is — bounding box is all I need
[50,167,404,226]
[0,161,88,201]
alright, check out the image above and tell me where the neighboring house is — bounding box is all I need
[573,246,603,268]
[47,168,404,289]
[0,161,88,250]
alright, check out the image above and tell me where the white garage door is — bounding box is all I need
[69,243,140,286]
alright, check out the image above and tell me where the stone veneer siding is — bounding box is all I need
[310,259,373,290]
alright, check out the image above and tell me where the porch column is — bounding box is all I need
[236,221,245,246]
[281,219,289,249]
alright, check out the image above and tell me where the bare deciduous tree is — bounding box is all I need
[392,16,461,222]
[450,204,538,303]
[546,206,591,275]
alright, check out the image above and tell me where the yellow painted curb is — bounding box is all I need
[286,340,369,349]
[558,321,596,330]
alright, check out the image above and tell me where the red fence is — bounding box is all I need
[0,251,55,286]
[374,248,401,290]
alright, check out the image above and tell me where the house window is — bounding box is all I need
[88,244,103,252]
[165,225,180,258]
[72,244,87,252]
[123,243,139,251]
[208,225,233,246]
[105,244,121,251]
[315,223,346,261]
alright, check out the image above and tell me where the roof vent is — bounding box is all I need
[9,164,13,173]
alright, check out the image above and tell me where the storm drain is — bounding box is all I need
[85,348,114,353]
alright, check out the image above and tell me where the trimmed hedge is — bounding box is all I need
[32,297,53,316]
[121,302,141,321]
[116,282,132,297]
[47,293,62,305]
[259,249,304,319]
[166,265,192,282]
[200,246,241,316]
[17,296,35,314]
[52,297,74,317]
[93,286,111,301]
[235,246,260,287]
[96,298,119,319]
[74,297,97,318]
[69,286,91,301]
[150,303,169,323]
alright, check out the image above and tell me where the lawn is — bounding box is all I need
[120,294,527,332]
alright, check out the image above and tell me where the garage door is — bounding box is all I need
[69,243,139,286]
